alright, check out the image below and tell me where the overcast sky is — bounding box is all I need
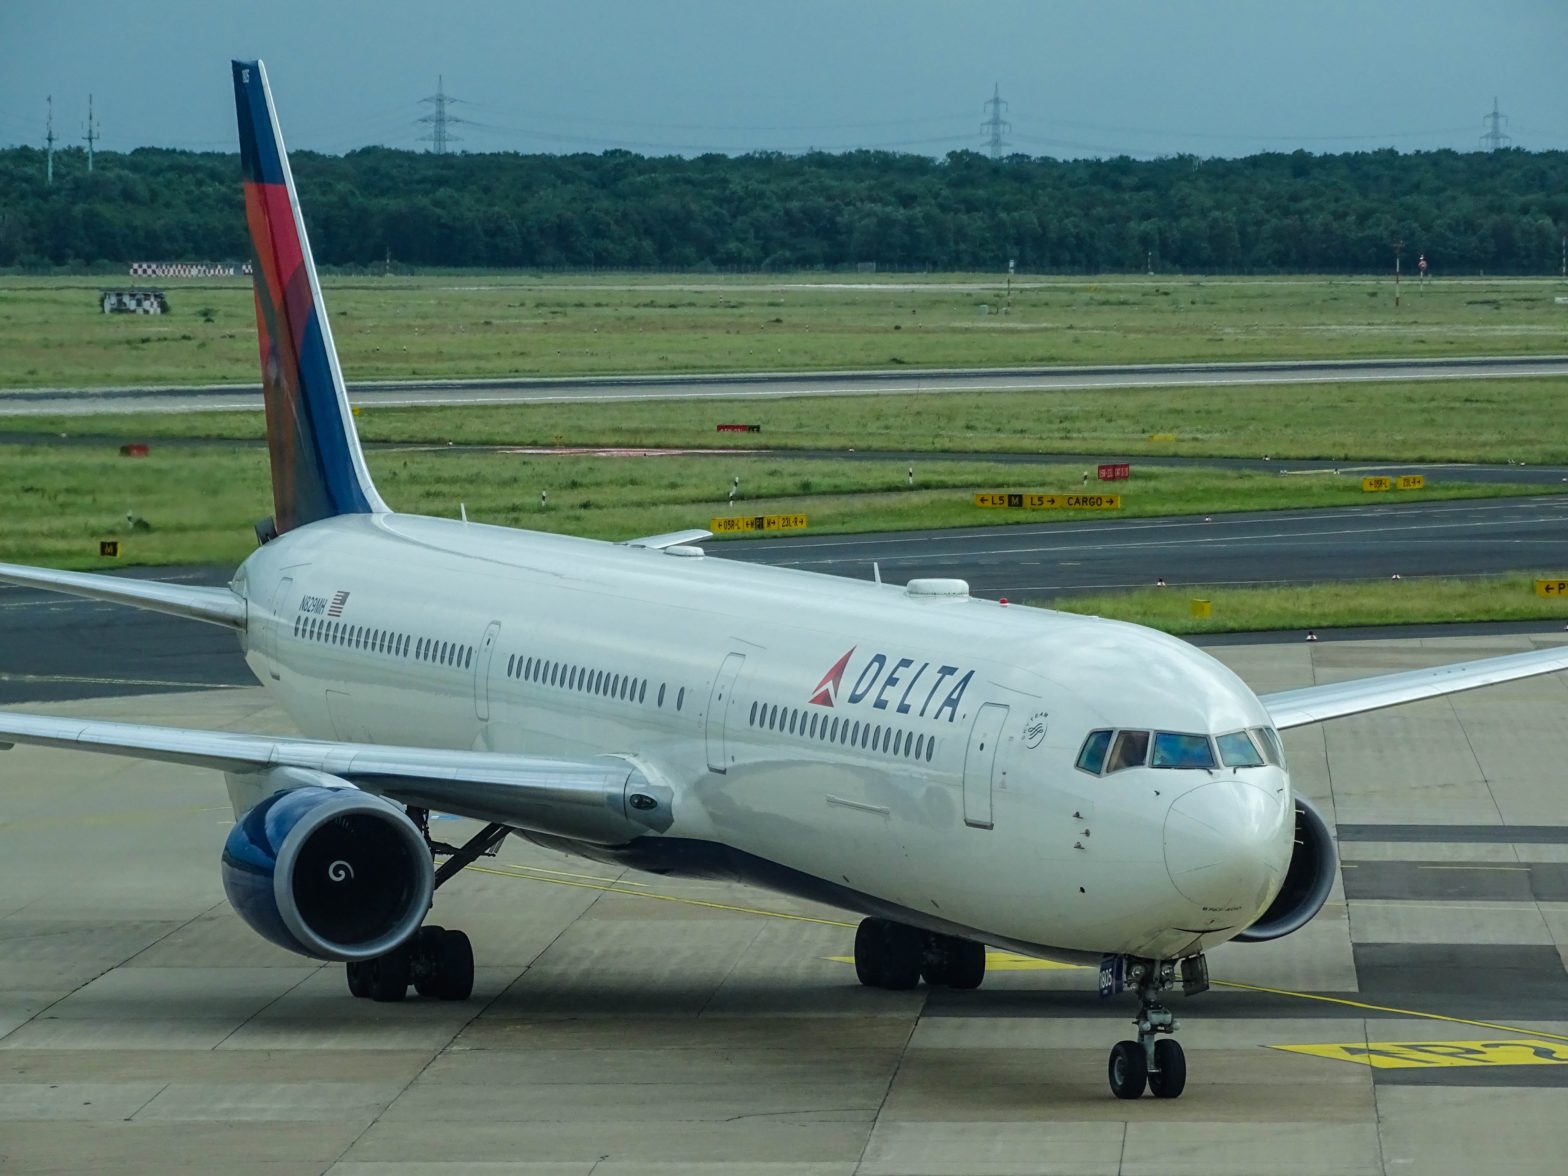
[1,1,1564,159]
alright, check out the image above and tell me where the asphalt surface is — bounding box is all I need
[5,495,1568,703]
[3,353,1566,414]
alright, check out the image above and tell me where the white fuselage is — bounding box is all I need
[233,512,1295,963]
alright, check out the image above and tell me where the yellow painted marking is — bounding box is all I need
[1272,1040,1568,1069]
[484,862,651,887]
[1417,864,1529,871]
[1216,979,1568,1044]
[1149,433,1177,442]
[1534,578,1568,598]
[1362,476,1393,492]
[825,950,1079,971]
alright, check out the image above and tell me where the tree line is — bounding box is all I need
[1,143,1564,274]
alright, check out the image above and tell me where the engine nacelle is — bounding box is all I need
[1233,793,1337,942]
[221,780,433,961]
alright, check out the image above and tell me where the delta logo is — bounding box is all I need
[809,647,974,723]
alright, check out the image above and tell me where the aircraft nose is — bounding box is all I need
[1163,779,1292,920]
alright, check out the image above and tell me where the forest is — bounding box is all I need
[0,143,1564,274]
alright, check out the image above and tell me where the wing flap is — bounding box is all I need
[0,562,246,630]
[0,711,669,844]
[1261,643,1568,729]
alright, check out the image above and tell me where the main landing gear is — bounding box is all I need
[345,814,510,1003]
[853,917,986,990]
[1106,954,1207,1100]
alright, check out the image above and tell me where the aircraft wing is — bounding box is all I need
[0,562,246,630]
[1260,644,1568,730]
[0,711,669,844]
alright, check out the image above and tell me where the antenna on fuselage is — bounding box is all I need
[873,562,882,584]
[460,503,468,523]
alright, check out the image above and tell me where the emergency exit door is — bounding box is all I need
[963,703,1009,829]
[705,652,746,772]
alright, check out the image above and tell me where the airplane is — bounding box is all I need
[3,59,1567,1101]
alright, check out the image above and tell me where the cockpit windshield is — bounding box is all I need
[1077,726,1282,776]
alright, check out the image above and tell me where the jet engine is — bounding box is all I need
[1233,794,1337,943]
[220,779,433,961]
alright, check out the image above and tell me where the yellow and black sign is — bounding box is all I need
[1273,1039,1568,1070]
[1363,474,1425,492]
[973,493,1121,510]
[99,540,121,558]
[709,514,808,534]
[1535,579,1568,597]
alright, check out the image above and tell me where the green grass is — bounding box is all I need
[10,374,1568,464]
[4,442,1560,570]
[1048,574,1568,634]
[1,272,1565,389]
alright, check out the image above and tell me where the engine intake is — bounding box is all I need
[221,781,433,961]
[1233,793,1337,943]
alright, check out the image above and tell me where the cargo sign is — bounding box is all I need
[1363,474,1425,492]
[710,514,807,533]
[974,493,1121,510]
[1097,463,1130,481]
[1272,1039,1568,1069]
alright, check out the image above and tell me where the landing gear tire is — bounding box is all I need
[921,934,986,989]
[853,918,922,990]
[345,960,371,999]
[413,927,475,1001]
[1108,1040,1147,1100]
[365,944,412,1002]
[1149,1039,1186,1099]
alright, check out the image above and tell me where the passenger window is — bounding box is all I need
[658,684,666,707]
[1106,730,1149,773]
[749,701,758,726]
[1151,732,1216,769]
[1217,731,1266,768]
[677,687,685,711]
[1251,726,1286,768]
[1076,730,1112,775]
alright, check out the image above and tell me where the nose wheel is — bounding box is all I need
[1106,955,1200,1099]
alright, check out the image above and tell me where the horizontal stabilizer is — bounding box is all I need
[1261,643,1568,729]
[0,562,245,630]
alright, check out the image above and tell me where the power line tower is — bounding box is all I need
[82,93,99,172]
[1480,97,1510,152]
[44,95,55,184]
[981,82,1010,159]
[417,75,466,154]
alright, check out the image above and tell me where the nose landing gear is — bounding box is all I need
[1106,954,1205,1099]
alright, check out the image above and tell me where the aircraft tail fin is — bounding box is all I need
[232,60,387,534]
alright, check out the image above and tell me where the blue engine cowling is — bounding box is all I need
[221,783,433,961]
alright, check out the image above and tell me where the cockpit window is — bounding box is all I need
[1075,729,1112,775]
[1250,726,1286,768]
[1106,730,1150,773]
[1151,732,1217,769]
[1217,730,1266,768]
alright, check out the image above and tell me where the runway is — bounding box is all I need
[6,495,1568,704]
[3,636,1567,1173]
[3,353,1566,414]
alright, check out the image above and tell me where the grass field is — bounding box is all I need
[9,373,1568,464]
[4,441,1560,571]
[1,272,1566,389]
[1049,574,1568,634]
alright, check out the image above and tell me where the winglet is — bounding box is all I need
[232,60,387,533]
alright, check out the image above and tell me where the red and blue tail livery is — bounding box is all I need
[232,60,386,533]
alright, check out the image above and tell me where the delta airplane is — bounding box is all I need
[3,61,1567,1101]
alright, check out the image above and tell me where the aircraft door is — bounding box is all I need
[266,576,294,681]
[963,703,1009,829]
[705,652,746,773]
[474,621,501,721]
